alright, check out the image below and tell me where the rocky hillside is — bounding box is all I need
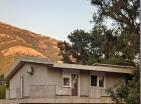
[0,22,61,74]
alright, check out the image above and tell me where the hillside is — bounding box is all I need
[0,22,61,74]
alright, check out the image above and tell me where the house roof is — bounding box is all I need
[5,57,134,80]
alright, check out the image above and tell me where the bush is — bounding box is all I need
[0,85,6,99]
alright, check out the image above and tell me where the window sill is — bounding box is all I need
[63,86,71,88]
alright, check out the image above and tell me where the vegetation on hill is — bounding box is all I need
[0,22,61,74]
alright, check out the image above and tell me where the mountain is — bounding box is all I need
[0,22,61,74]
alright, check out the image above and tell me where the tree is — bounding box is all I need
[58,29,91,64]
[90,0,140,103]
[67,29,91,64]
[58,41,73,63]
[91,0,140,65]
[58,0,139,66]
[91,0,139,33]
[58,28,124,65]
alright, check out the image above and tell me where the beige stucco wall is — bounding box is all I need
[105,72,126,89]
[46,67,62,86]
[31,67,63,97]
[9,63,48,98]
[8,62,127,101]
[80,70,89,96]
[9,63,64,99]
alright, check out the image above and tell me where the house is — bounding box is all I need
[5,57,133,104]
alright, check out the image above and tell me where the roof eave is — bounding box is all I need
[52,63,133,74]
[5,61,24,80]
[5,60,53,81]
[4,58,134,80]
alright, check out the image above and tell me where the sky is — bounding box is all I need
[0,0,95,41]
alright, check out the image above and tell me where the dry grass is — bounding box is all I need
[0,22,61,74]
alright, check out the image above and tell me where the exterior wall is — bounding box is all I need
[9,63,48,99]
[80,70,89,97]
[61,69,80,96]
[105,72,126,89]
[31,67,63,97]
[89,71,105,98]
[7,63,127,103]
[46,67,62,86]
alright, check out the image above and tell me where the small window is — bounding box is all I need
[91,75,97,86]
[63,77,70,87]
[99,76,104,87]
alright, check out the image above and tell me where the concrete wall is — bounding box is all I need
[9,63,48,98]
[80,70,89,96]
[105,72,126,89]
[30,85,56,98]
[31,67,63,97]
[9,63,66,98]
[8,62,126,100]
[46,67,62,86]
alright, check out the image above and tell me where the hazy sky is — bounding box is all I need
[0,0,95,41]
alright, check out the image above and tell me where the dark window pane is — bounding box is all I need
[91,75,97,86]
[99,76,104,87]
[63,78,70,86]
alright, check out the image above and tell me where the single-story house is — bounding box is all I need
[5,57,133,104]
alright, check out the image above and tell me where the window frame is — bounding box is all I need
[63,77,71,87]
[98,76,105,87]
[91,75,97,86]
[90,73,105,88]
[62,72,71,87]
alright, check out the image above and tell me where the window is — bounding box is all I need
[91,75,105,87]
[91,75,97,86]
[99,76,104,87]
[63,77,70,87]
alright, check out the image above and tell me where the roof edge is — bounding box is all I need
[4,57,51,80]
[93,63,134,68]
[4,57,134,80]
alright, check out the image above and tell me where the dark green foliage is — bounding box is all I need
[58,28,136,66]
[0,85,6,99]
[58,41,74,63]
[58,29,91,64]
[58,0,139,65]
[126,68,140,104]
[0,74,6,99]
[91,0,140,33]
[91,0,140,65]
[68,30,91,64]
[107,67,139,104]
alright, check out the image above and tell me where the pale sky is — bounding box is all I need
[0,0,95,41]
